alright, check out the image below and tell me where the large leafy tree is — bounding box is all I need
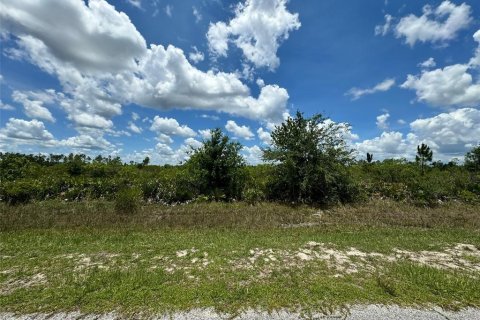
[187,128,246,200]
[263,111,357,204]
[416,143,433,175]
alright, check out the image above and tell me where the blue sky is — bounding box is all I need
[1,0,479,164]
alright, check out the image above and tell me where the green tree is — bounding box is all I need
[142,156,150,166]
[465,145,480,172]
[367,152,373,163]
[263,111,357,204]
[187,128,246,200]
[416,143,433,175]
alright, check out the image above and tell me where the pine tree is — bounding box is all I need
[416,143,433,175]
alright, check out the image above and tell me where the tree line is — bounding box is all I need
[1,112,479,207]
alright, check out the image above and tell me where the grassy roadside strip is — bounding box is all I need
[1,200,480,315]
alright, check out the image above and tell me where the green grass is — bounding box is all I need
[1,200,480,315]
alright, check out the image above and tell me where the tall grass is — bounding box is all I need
[1,199,479,231]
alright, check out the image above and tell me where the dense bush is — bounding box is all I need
[263,111,359,205]
[186,128,246,201]
[115,187,141,215]
[1,142,479,207]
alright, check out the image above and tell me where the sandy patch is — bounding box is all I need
[229,242,480,280]
[0,273,47,295]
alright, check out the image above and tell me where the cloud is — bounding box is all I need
[70,112,114,130]
[184,137,203,149]
[189,46,205,64]
[192,6,202,23]
[401,30,480,108]
[320,119,359,144]
[376,112,390,130]
[0,118,115,152]
[225,120,254,140]
[257,127,272,145]
[128,122,142,134]
[0,0,147,74]
[242,145,263,164]
[402,64,480,108]
[165,5,173,17]
[256,78,265,88]
[346,78,396,100]
[470,30,480,67]
[207,0,301,70]
[126,0,142,9]
[61,134,114,151]
[1,0,292,142]
[410,108,480,155]
[156,133,174,144]
[155,143,174,156]
[12,90,55,122]
[150,116,196,138]
[356,131,410,159]
[0,118,55,144]
[125,138,202,165]
[200,114,220,121]
[356,108,480,161]
[118,44,290,123]
[375,14,393,36]
[418,57,436,69]
[377,1,472,46]
[198,129,213,139]
[0,100,15,111]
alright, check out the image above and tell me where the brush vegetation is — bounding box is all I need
[1,112,479,207]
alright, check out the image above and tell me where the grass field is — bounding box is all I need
[1,200,480,316]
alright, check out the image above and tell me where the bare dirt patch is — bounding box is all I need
[0,273,47,295]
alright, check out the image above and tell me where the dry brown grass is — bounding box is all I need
[1,199,479,231]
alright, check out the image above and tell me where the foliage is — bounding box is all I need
[465,145,480,173]
[186,128,246,200]
[416,143,433,175]
[263,111,358,205]
[367,152,373,163]
[243,187,265,205]
[0,139,479,206]
[114,187,141,215]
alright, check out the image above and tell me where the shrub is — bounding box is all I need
[263,111,358,205]
[1,181,37,205]
[465,145,480,173]
[186,128,246,201]
[114,187,141,215]
[243,187,264,205]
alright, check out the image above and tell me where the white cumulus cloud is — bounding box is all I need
[207,0,301,70]
[356,108,480,161]
[257,127,272,145]
[376,113,390,130]
[189,46,205,64]
[150,116,196,138]
[12,90,56,122]
[376,1,472,47]
[225,120,255,140]
[0,0,147,73]
[242,145,263,164]
[402,64,480,107]
[0,118,55,143]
